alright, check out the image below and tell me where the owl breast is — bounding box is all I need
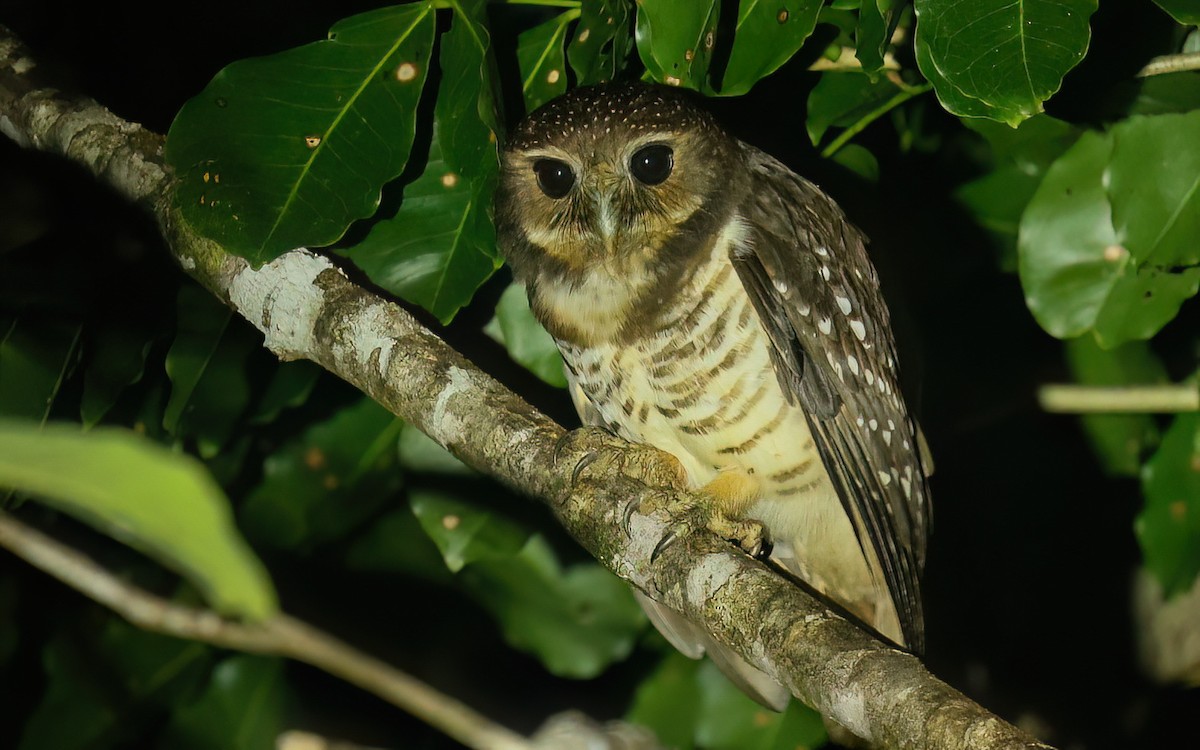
[555,223,895,635]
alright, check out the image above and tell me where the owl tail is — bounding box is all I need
[633,590,791,711]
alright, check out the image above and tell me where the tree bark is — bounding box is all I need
[0,25,1052,750]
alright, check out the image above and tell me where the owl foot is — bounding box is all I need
[650,503,772,562]
[555,427,688,492]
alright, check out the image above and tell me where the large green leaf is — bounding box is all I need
[0,420,276,620]
[1018,113,1200,347]
[855,0,895,75]
[720,0,821,96]
[627,652,826,750]
[484,283,567,388]
[346,0,502,324]
[1065,338,1166,477]
[166,3,436,264]
[568,0,633,85]
[1137,413,1200,599]
[914,0,1097,126]
[517,11,575,112]
[240,396,403,550]
[635,0,721,91]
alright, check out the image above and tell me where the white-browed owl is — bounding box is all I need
[494,82,931,711]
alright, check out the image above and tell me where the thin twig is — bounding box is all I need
[1038,384,1200,414]
[1138,52,1200,77]
[820,82,932,158]
[0,511,533,750]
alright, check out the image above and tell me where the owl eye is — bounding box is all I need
[630,145,674,186]
[533,159,575,199]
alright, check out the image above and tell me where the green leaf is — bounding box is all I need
[247,360,321,424]
[465,535,645,678]
[241,396,402,550]
[568,0,633,85]
[484,283,567,388]
[1018,113,1200,346]
[1137,413,1200,598]
[346,0,502,324]
[1131,72,1200,117]
[830,142,879,182]
[627,652,826,750]
[166,3,436,263]
[855,0,896,75]
[0,420,276,620]
[164,655,288,750]
[81,326,154,428]
[1065,338,1166,477]
[720,0,821,96]
[0,317,80,422]
[411,490,529,572]
[635,0,721,91]
[517,12,575,112]
[914,0,1097,126]
[163,286,257,457]
[806,71,904,147]
[19,634,118,750]
[344,507,452,582]
[399,423,472,475]
[1154,0,1200,24]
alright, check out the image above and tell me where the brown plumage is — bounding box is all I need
[494,82,931,711]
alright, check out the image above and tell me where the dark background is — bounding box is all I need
[2,2,1197,749]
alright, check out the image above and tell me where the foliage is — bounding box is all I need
[3,0,1200,748]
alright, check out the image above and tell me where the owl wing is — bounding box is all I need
[730,145,931,652]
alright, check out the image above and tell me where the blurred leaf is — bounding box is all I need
[166,3,436,264]
[411,490,528,572]
[241,396,402,550]
[347,0,502,323]
[1131,72,1200,116]
[163,286,256,457]
[1137,413,1200,598]
[164,655,288,750]
[568,0,633,85]
[720,0,821,96]
[19,633,117,750]
[627,652,826,750]
[830,142,879,182]
[626,651,703,749]
[81,326,154,428]
[1154,0,1200,24]
[635,0,720,91]
[914,0,1097,126]
[0,420,277,620]
[399,423,472,475]
[517,12,575,112]
[0,317,80,422]
[247,360,321,424]
[958,115,1079,267]
[465,535,644,678]
[484,283,567,388]
[806,71,903,147]
[1018,114,1200,346]
[1065,338,1167,477]
[344,507,452,582]
[99,617,213,706]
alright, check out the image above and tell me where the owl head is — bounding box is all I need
[494,83,743,290]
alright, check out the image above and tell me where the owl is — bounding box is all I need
[494,82,931,711]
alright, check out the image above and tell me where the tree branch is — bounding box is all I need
[0,25,1052,750]
[1038,383,1200,414]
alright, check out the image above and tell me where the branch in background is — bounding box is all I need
[0,25,1052,750]
[1038,384,1200,414]
[1138,52,1200,77]
[0,511,534,750]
